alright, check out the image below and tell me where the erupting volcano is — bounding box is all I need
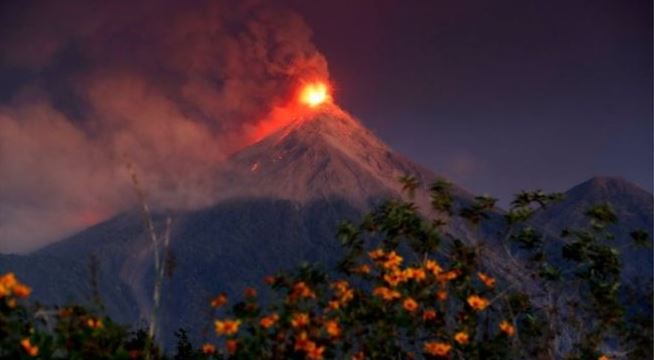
[299,82,331,107]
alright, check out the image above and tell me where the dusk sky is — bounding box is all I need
[288,0,653,199]
[0,0,652,251]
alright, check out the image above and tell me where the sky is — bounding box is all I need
[0,0,651,252]
[287,0,653,199]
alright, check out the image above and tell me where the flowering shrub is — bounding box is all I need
[0,178,650,359]
[202,179,652,359]
[0,272,158,359]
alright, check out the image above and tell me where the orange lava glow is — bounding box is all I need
[245,80,345,145]
[299,82,330,107]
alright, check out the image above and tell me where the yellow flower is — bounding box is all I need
[20,338,39,357]
[201,343,216,355]
[325,320,341,337]
[499,320,515,336]
[210,293,227,308]
[454,331,469,345]
[478,272,496,287]
[291,312,310,328]
[467,295,489,311]
[259,313,279,329]
[373,286,401,301]
[423,341,451,357]
[214,319,241,335]
[403,297,419,312]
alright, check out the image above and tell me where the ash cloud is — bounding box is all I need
[0,0,329,252]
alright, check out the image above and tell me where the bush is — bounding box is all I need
[1,178,651,359]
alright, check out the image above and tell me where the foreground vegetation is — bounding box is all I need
[0,178,651,359]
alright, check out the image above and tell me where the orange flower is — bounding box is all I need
[260,313,279,329]
[422,309,437,321]
[264,275,276,285]
[423,342,451,357]
[214,319,241,335]
[437,269,461,282]
[0,273,17,289]
[86,317,103,329]
[352,351,365,360]
[425,260,443,275]
[327,300,341,311]
[477,272,496,287]
[210,293,227,308]
[290,282,317,300]
[325,320,341,338]
[354,264,371,274]
[598,356,610,360]
[499,320,515,336]
[291,312,310,328]
[20,338,38,357]
[368,248,385,260]
[436,289,448,301]
[0,273,31,300]
[244,287,257,298]
[383,272,407,287]
[332,280,354,303]
[403,297,419,312]
[382,251,403,269]
[294,331,312,351]
[306,344,325,360]
[201,343,216,355]
[12,283,31,298]
[373,286,401,301]
[454,331,469,345]
[467,295,489,311]
[226,339,237,353]
[403,267,427,282]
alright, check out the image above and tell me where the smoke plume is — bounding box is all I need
[0,0,329,252]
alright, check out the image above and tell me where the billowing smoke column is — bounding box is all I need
[0,0,330,252]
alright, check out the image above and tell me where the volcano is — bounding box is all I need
[0,107,651,348]
[0,108,478,345]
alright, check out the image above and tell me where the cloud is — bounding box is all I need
[0,0,329,252]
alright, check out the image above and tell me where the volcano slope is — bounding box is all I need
[1,108,651,348]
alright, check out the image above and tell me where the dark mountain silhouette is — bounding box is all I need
[531,176,653,283]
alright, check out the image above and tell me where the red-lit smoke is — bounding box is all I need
[0,0,330,252]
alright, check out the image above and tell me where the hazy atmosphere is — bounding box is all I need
[1,0,651,252]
